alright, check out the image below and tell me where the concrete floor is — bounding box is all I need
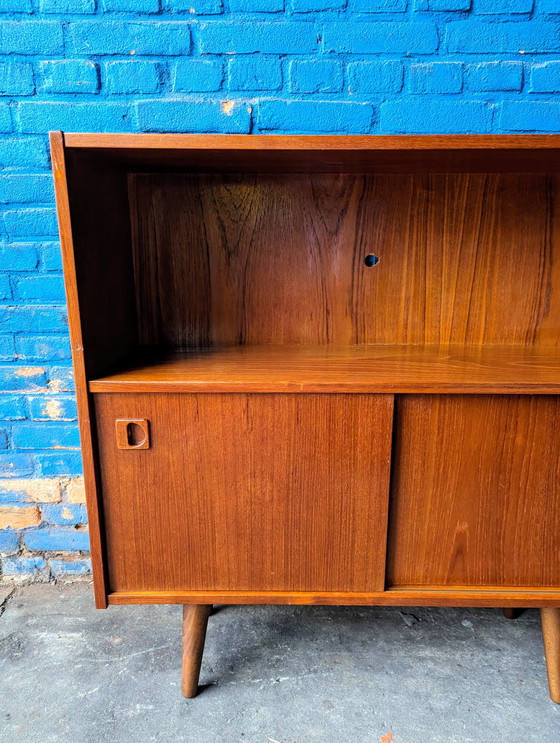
[0,584,559,743]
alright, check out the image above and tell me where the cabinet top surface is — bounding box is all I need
[59,133,560,151]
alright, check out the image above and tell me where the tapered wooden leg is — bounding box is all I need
[502,608,524,620]
[541,608,560,703]
[182,604,211,698]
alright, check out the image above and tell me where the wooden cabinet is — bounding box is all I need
[51,132,560,701]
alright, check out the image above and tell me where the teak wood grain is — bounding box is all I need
[387,395,560,588]
[89,344,560,394]
[94,392,393,594]
[129,172,560,349]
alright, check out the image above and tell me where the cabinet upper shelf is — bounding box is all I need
[88,344,560,394]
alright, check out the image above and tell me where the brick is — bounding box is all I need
[0,105,11,133]
[541,0,560,12]
[47,366,75,393]
[164,0,223,11]
[39,61,99,95]
[501,101,560,132]
[40,0,96,10]
[136,99,251,133]
[199,21,318,54]
[40,243,63,272]
[0,453,36,478]
[323,22,439,54]
[42,503,86,525]
[467,62,523,92]
[36,452,82,476]
[347,61,404,93]
[50,558,91,576]
[0,175,54,204]
[476,0,533,12]
[0,478,61,503]
[0,138,49,170]
[12,423,80,450]
[447,22,560,54]
[23,526,89,551]
[68,22,191,56]
[64,477,85,503]
[0,428,7,449]
[0,0,33,11]
[18,102,131,135]
[0,530,18,553]
[229,58,282,92]
[0,396,26,421]
[348,0,407,10]
[292,0,345,11]
[0,275,11,300]
[102,0,160,10]
[410,62,463,94]
[16,336,72,362]
[0,366,47,392]
[381,99,492,133]
[0,505,41,529]
[415,0,470,8]
[105,61,162,95]
[29,396,77,421]
[289,60,343,93]
[0,22,64,55]
[258,100,374,133]
[13,275,65,302]
[173,60,224,92]
[0,63,34,96]
[2,556,46,574]
[0,244,40,272]
[3,208,58,237]
[0,307,67,334]
[0,336,15,363]
[230,0,283,10]
[530,62,560,93]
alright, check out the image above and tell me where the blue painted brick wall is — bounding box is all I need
[0,0,558,580]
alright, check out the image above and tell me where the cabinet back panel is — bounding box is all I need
[130,172,560,348]
[387,394,560,588]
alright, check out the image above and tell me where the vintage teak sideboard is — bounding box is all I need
[51,132,560,700]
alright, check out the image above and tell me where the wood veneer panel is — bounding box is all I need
[89,345,560,394]
[387,395,560,588]
[95,393,393,593]
[107,588,560,607]
[50,133,109,608]
[130,172,560,348]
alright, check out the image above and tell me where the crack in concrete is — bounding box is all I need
[0,585,15,619]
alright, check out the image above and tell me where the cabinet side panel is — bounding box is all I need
[50,133,109,607]
[387,395,560,588]
[65,151,138,377]
[94,393,393,593]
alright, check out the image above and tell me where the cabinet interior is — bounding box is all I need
[63,141,560,394]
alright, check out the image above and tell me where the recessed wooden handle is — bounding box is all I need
[115,419,150,450]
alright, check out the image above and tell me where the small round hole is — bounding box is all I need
[364,254,379,267]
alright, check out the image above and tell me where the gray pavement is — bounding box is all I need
[0,582,558,743]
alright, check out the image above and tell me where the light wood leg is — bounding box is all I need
[502,608,524,620]
[541,608,560,703]
[182,604,211,698]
